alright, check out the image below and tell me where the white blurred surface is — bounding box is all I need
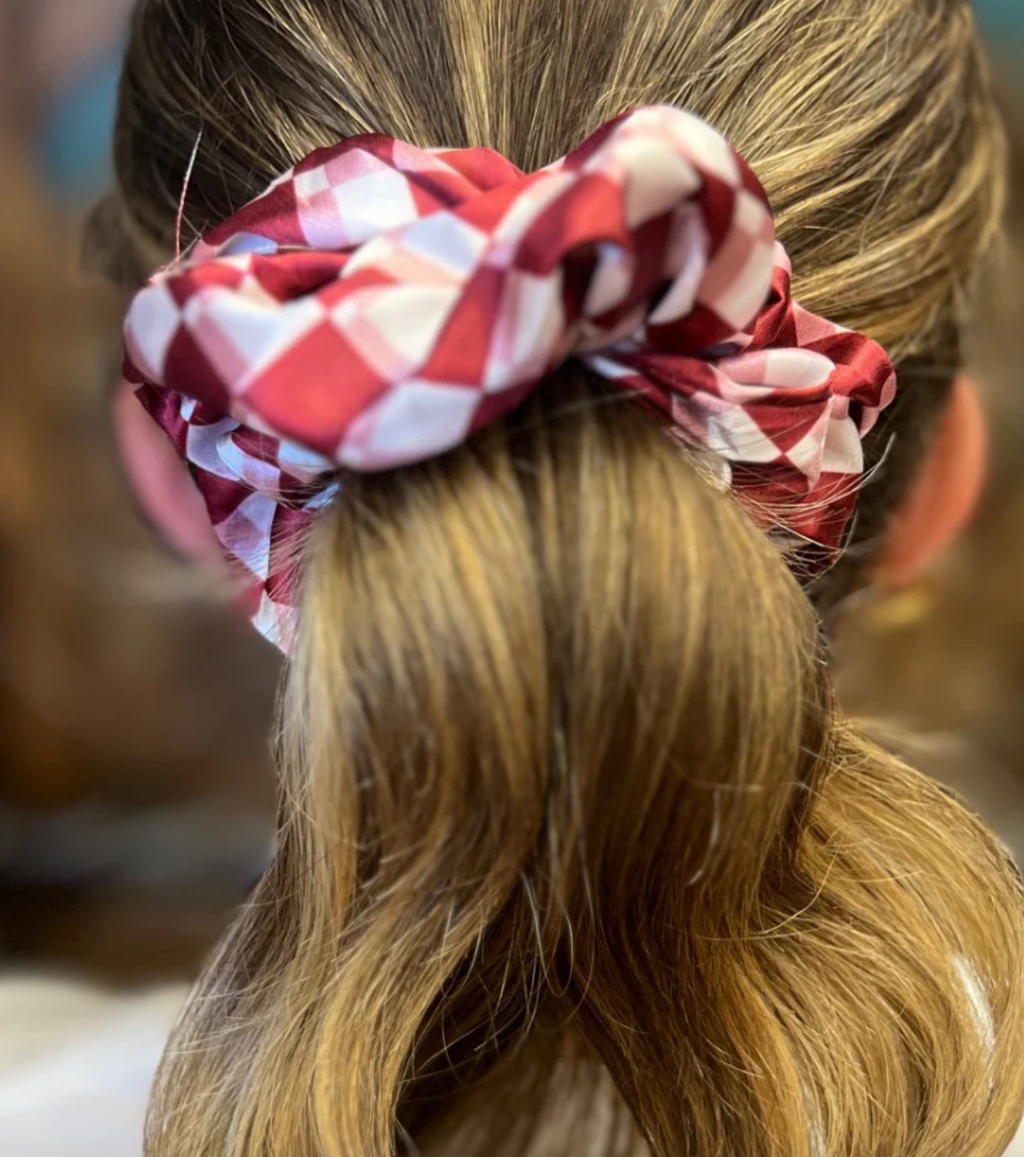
[0,977,184,1157]
[0,973,1020,1154]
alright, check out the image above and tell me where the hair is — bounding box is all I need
[96,1,1024,1155]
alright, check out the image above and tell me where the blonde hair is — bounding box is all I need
[99,1,1024,1155]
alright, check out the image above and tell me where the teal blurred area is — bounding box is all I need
[976,0,1024,37]
[39,46,121,204]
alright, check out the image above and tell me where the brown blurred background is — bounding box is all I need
[835,83,1024,852]
[0,0,278,986]
[0,0,1023,1000]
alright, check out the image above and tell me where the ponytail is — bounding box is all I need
[146,380,1024,1157]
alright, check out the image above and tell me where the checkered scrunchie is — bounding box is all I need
[123,105,896,652]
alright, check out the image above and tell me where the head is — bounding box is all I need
[97,1,1024,1156]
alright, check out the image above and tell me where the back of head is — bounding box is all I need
[105,0,1007,605]
[99,3,1024,1156]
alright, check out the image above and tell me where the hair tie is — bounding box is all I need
[122,105,896,653]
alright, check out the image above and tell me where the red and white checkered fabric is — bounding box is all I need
[123,105,896,653]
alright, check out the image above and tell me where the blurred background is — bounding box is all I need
[0,1,1022,1153]
[0,4,279,1149]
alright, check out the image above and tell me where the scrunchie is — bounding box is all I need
[123,105,896,652]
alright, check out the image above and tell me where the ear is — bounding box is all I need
[879,374,988,589]
[113,375,224,564]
